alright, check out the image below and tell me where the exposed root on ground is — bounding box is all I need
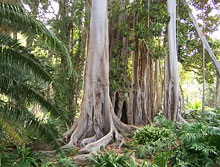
[177,113,188,124]
[61,110,138,165]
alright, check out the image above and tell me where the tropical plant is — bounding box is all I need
[170,122,220,167]
[0,2,72,75]
[88,149,154,167]
[0,2,72,146]
[132,113,220,167]
[88,150,130,167]
[133,125,176,147]
[56,152,78,167]
[0,146,49,167]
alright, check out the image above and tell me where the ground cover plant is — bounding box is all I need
[0,108,219,167]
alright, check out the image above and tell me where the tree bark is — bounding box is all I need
[164,0,180,122]
[216,75,220,107]
[62,0,136,163]
[154,59,160,113]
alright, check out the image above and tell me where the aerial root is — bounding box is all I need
[61,118,88,150]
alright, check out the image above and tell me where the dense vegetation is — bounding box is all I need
[1,108,219,166]
[0,0,220,166]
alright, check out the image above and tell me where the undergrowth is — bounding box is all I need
[0,108,219,167]
[129,108,220,167]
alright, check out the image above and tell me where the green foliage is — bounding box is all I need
[0,34,52,81]
[170,109,220,166]
[88,150,130,167]
[152,152,170,167]
[186,100,202,111]
[0,146,49,167]
[0,34,67,145]
[88,150,154,167]
[131,111,220,167]
[56,152,78,167]
[134,125,176,146]
[0,2,73,76]
[170,123,220,166]
[0,144,79,167]
[47,0,86,116]
[0,2,73,146]
[135,145,153,159]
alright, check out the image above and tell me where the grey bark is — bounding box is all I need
[216,75,220,107]
[62,0,136,164]
[202,45,206,113]
[165,0,180,121]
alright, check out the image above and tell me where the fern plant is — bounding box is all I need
[133,125,177,156]
[170,122,220,166]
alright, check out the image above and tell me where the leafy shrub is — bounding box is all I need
[0,146,47,167]
[88,150,130,167]
[186,100,202,111]
[170,122,220,167]
[0,145,78,167]
[89,150,157,167]
[133,114,220,167]
[135,145,153,159]
[152,152,170,167]
[56,152,78,167]
[134,125,175,145]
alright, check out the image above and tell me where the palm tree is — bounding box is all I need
[0,2,72,146]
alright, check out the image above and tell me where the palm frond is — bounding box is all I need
[0,74,71,123]
[0,62,29,80]
[0,2,73,76]
[0,33,52,81]
[0,100,62,146]
[0,108,25,144]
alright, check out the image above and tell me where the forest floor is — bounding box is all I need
[1,110,220,167]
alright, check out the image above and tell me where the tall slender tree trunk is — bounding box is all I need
[154,58,160,113]
[182,0,220,76]
[62,0,136,163]
[216,75,220,107]
[164,0,180,122]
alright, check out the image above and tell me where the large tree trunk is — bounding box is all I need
[108,1,130,125]
[62,0,136,163]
